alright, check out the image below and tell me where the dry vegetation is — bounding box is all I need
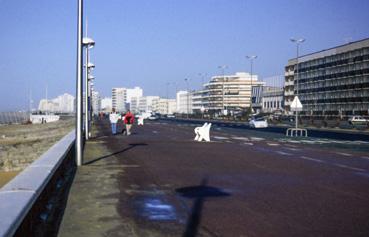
[0,119,74,171]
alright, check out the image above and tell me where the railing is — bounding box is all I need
[0,112,29,125]
[0,130,75,237]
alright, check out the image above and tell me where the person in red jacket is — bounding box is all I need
[124,110,135,135]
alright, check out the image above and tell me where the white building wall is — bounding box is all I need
[152,98,176,114]
[176,91,192,114]
[38,93,74,113]
[101,97,112,112]
[91,90,101,114]
[112,88,126,112]
[126,87,143,104]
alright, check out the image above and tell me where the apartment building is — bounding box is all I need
[152,98,176,115]
[176,91,192,114]
[285,38,369,117]
[202,72,264,114]
[112,88,126,112]
[261,87,284,113]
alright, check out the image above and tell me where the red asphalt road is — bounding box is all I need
[93,119,369,237]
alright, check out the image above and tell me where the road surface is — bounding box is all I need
[59,119,369,237]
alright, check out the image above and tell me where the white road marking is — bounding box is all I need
[300,156,325,163]
[243,142,254,146]
[215,127,222,131]
[361,156,369,160]
[300,140,317,144]
[213,136,229,140]
[333,163,365,172]
[267,143,279,146]
[335,152,352,157]
[285,144,298,148]
[250,137,265,141]
[152,131,158,134]
[285,147,301,151]
[231,136,250,141]
[275,151,292,156]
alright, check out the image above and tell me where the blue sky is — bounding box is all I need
[0,0,369,111]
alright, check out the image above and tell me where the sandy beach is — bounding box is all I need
[0,119,74,187]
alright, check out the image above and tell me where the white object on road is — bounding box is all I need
[137,116,144,125]
[194,123,212,142]
[348,116,368,125]
[249,118,268,128]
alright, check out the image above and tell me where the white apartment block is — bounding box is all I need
[112,87,143,112]
[202,72,264,113]
[38,93,75,113]
[126,87,143,104]
[101,97,112,112]
[130,96,159,113]
[112,88,127,112]
[176,91,192,114]
[152,98,176,115]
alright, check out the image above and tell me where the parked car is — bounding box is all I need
[148,115,159,121]
[166,114,175,118]
[348,116,368,125]
[249,117,268,128]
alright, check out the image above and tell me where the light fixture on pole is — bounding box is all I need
[76,0,84,166]
[83,36,95,140]
[218,65,228,115]
[290,38,305,129]
[184,78,190,118]
[286,38,308,137]
[246,55,257,114]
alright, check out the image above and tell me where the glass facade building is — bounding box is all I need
[284,38,369,117]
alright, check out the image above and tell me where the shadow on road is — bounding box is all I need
[176,178,230,237]
[84,143,148,165]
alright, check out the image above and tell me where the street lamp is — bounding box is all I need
[76,0,83,166]
[218,65,228,115]
[83,36,95,140]
[184,78,190,118]
[166,82,170,115]
[290,38,305,130]
[246,55,257,114]
[198,73,207,89]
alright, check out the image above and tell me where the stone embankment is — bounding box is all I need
[0,119,74,172]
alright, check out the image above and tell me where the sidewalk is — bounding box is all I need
[58,122,138,237]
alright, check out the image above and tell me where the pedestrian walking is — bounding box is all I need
[124,110,134,135]
[109,108,121,135]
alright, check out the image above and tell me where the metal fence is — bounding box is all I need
[0,112,29,125]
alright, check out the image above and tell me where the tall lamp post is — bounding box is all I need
[76,0,84,166]
[166,82,170,115]
[218,65,228,115]
[184,78,190,118]
[83,37,95,140]
[290,38,305,130]
[246,55,257,114]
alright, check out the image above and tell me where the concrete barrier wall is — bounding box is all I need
[0,130,75,237]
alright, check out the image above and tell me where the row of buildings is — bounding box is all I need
[102,72,283,116]
[39,38,369,118]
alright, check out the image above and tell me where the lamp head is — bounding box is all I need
[83,37,95,48]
